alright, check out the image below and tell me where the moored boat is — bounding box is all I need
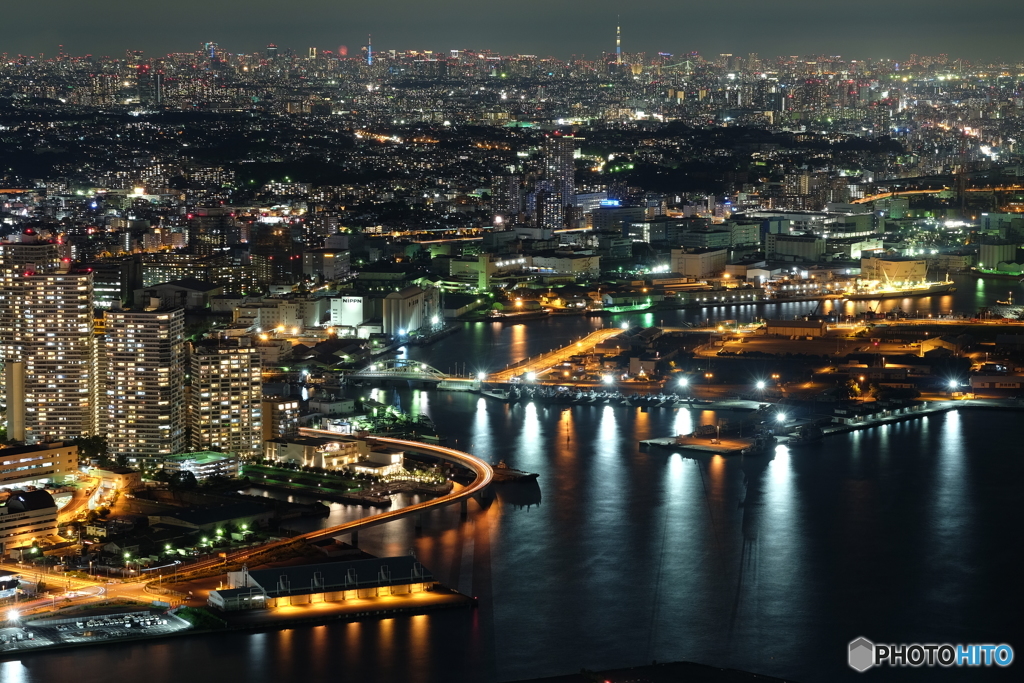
[492,460,539,482]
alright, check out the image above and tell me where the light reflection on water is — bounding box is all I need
[8,363,1023,681]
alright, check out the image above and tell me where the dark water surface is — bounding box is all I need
[3,278,1021,683]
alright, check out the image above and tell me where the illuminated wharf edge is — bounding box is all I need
[178,435,494,573]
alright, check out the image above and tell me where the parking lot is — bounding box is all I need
[0,610,191,653]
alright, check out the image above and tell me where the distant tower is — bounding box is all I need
[616,20,621,66]
[367,34,373,66]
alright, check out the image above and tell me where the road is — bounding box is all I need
[113,436,494,580]
[57,476,98,522]
[7,437,493,617]
[488,328,623,381]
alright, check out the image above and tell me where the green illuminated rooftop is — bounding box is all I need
[164,451,237,465]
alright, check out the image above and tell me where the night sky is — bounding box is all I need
[9,0,1024,61]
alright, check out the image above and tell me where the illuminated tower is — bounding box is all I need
[616,20,621,66]
[367,34,373,66]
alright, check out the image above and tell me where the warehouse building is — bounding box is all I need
[208,556,435,611]
[764,319,828,337]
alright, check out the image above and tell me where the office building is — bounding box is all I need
[302,248,351,282]
[104,307,186,463]
[187,208,233,256]
[0,442,79,490]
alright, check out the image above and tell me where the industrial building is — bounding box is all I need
[208,556,435,611]
[670,248,728,278]
[860,257,928,283]
[764,319,828,337]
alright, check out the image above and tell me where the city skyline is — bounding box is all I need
[0,3,1020,677]
[7,0,1024,63]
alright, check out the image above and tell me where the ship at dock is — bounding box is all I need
[842,280,955,300]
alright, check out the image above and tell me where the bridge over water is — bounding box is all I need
[172,435,494,572]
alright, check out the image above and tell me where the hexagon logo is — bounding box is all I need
[849,637,875,672]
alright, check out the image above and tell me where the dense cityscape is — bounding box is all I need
[0,27,1021,683]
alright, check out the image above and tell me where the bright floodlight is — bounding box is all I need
[620,322,629,329]
[602,374,614,384]
[948,379,958,389]
[398,328,406,336]
[7,609,17,622]
[756,381,766,390]
[678,377,689,387]
[431,315,439,325]
[775,413,787,423]
[477,371,486,380]
[525,371,537,382]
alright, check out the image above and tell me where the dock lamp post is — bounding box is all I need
[602,374,614,385]
[948,379,959,395]
[678,376,689,390]
[775,412,788,427]
[756,380,766,391]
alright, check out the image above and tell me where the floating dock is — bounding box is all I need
[640,435,759,455]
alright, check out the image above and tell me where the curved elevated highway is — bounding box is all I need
[176,435,493,574]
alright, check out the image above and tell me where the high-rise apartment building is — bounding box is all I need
[0,237,98,443]
[104,307,186,463]
[250,223,299,284]
[187,208,234,256]
[189,341,262,457]
[542,133,575,229]
[491,174,523,226]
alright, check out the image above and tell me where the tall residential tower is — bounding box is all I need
[0,236,98,443]
[104,307,186,464]
[189,340,262,457]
